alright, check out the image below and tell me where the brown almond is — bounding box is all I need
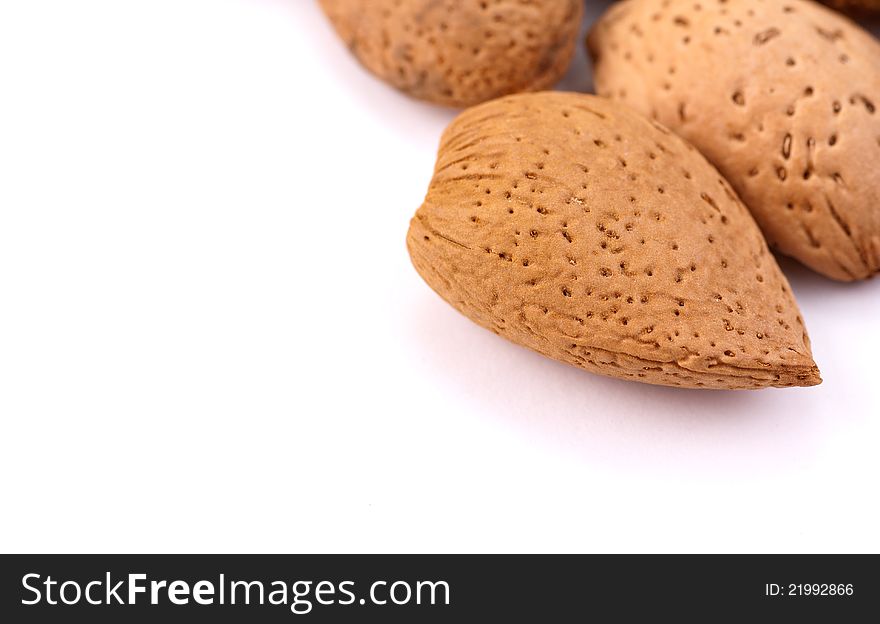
[407,93,820,389]
[588,0,880,280]
[588,0,880,281]
[318,0,583,107]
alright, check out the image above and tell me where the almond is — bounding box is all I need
[318,0,583,107]
[588,0,880,281]
[407,93,820,389]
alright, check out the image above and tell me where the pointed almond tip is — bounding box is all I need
[777,351,821,388]
[794,364,822,388]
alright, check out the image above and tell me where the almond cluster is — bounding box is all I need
[320,0,880,389]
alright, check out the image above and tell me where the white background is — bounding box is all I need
[1,0,878,554]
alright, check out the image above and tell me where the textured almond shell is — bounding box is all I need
[319,0,583,107]
[588,0,880,281]
[407,93,820,389]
